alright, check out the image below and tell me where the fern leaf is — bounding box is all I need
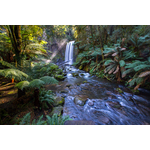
[29,79,45,88]
[108,66,116,74]
[138,71,150,77]
[113,65,119,74]
[0,60,16,69]
[112,52,118,56]
[119,60,126,67]
[104,60,115,66]
[15,81,30,90]
[134,65,150,71]
[40,76,58,85]
[19,112,31,125]
[0,69,28,81]
[122,68,133,78]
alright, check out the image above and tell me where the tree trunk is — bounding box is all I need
[34,88,40,107]
[90,25,95,50]
[18,89,25,100]
[97,25,105,67]
[8,25,22,65]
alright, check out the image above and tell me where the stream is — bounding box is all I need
[48,63,150,125]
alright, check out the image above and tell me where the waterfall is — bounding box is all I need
[65,41,75,65]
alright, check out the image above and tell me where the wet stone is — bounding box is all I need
[88,101,94,106]
[98,116,109,124]
[50,106,63,116]
[61,89,68,93]
[64,120,95,125]
[66,84,71,87]
[74,95,88,106]
[53,96,65,106]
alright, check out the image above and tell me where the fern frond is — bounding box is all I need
[0,69,28,81]
[15,81,30,90]
[0,60,16,69]
[40,76,58,85]
[29,79,45,88]
[139,71,150,77]
[19,112,31,125]
[46,114,71,125]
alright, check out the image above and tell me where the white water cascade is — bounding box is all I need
[65,41,75,65]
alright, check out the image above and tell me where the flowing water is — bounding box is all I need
[50,41,150,125]
[65,41,75,65]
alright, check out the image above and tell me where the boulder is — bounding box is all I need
[61,89,68,93]
[72,73,79,77]
[53,96,65,106]
[98,116,109,124]
[55,75,65,81]
[66,84,71,87]
[74,95,88,106]
[50,106,63,116]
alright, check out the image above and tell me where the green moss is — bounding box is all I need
[116,88,123,93]
[50,64,59,70]
[72,73,78,77]
[76,83,81,86]
[55,75,65,81]
[83,81,87,83]
[53,97,65,106]
[66,84,71,87]
[55,68,63,74]
[7,89,17,95]
[2,82,6,85]
[50,106,63,116]
[113,105,121,108]
[79,65,83,70]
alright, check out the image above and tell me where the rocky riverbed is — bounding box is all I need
[46,64,150,125]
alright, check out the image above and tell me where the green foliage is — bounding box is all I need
[15,81,30,90]
[46,114,72,125]
[28,79,45,89]
[119,60,126,67]
[17,112,71,125]
[40,76,58,85]
[0,60,16,69]
[39,89,54,106]
[19,112,31,125]
[0,68,28,81]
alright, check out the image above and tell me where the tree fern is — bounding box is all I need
[0,60,16,69]
[28,79,45,89]
[0,69,28,81]
[15,81,30,90]
[40,76,58,85]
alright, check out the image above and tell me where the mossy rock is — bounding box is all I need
[50,64,59,70]
[66,84,71,87]
[74,95,88,106]
[60,89,68,93]
[113,105,121,109]
[2,82,6,85]
[80,73,84,76]
[83,81,88,83]
[55,75,65,81]
[53,97,65,106]
[55,68,63,74]
[76,83,81,86]
[116,88,123,93]
[72,73,78,77]
[50,106,63,116]
[79,65,83,70]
